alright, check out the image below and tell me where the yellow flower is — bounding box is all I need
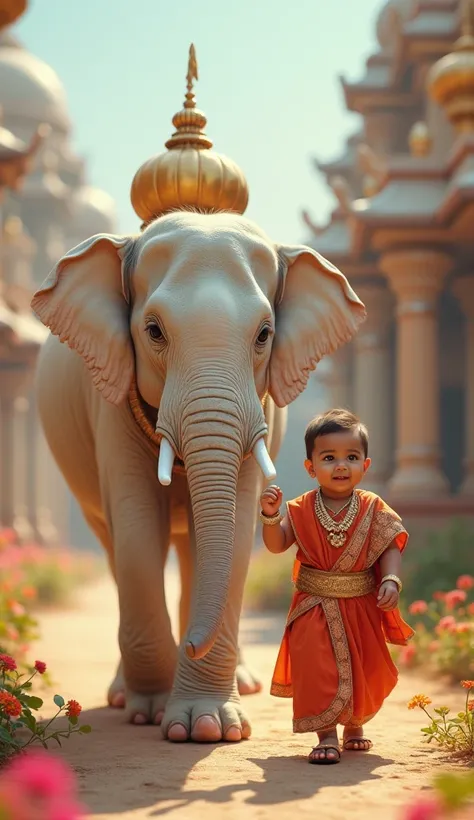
[408,694,432,710]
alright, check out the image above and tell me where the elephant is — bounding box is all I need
[31,210,366,743]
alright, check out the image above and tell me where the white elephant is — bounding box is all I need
[31,210,365,743]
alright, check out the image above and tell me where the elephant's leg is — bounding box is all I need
[98,425,178,726]
[161,458,260,743]
[81,510,126,710]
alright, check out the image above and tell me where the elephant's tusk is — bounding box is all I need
[157,437,175,486]
[252,438,277,481]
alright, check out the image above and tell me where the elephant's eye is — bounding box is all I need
[256,325,272,347]
[145,322,165,343]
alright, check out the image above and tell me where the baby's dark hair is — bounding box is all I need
[304,408,369,460]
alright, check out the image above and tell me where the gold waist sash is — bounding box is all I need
[295,565,376,599]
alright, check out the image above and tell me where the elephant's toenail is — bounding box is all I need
[133,714,147,725]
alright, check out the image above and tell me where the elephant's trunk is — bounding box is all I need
[179,393,243,661]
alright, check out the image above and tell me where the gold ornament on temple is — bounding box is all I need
[314,490,359,548]
[428,0,474,133]
[408,121,432,157]
[0,0,26,30]
[130,44,249,226]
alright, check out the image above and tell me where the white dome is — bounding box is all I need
[0,30,70,134]
[71,185,117,237]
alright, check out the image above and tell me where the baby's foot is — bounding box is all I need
[308,731,341,764]
[343,727,373,752]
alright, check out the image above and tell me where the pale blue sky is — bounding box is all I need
[15,0,382,243]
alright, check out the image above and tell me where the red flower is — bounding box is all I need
[34,660,47,675]
[66,699,82,718]
[445,589,467,610]
[409,600,428,615]
[468,702,474,712]
[0,653,17,672]
[461,680,474,689]
[457,575,474,590]
[468,602,474,616]
[0,690,22,717]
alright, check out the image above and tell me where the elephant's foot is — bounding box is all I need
[161,697,251,743]
[124,690,170,726]
[236,662,262,696]
[107,661,126,709]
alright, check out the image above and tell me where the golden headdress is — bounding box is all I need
[130,44,249,226]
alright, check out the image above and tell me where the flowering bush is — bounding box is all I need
[0,653,91,766]
[0,749,86,819]
[408,681,474,757]
[395,575,474,681]
[0,526,105,661]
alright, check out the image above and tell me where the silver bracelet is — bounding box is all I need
[259,510,283,526]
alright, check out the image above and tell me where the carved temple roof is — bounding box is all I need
[304,0,474,264]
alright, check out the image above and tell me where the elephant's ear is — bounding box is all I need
[31,233,134,406]
[269,245,366,408]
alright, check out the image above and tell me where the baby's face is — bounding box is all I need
[304,430,370,496]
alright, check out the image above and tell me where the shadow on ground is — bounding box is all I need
[61,705,394,816]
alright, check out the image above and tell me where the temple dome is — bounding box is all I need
[0,29,70,133]
[71,185,117,237]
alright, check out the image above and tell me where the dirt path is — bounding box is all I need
[33,567,459,819]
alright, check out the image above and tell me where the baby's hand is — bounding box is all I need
[377,581,399,611]
[260,485,283,517]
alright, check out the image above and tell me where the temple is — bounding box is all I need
[0,0,117,546]
[304,0,474,520]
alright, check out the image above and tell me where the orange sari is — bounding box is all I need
[270,488,414,733]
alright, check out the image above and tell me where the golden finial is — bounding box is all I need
[165,44,212,151]
[130,43,249,225]
[408,121,432,157]
[428,0,474,133]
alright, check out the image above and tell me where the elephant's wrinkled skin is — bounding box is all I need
[31,211,366,743]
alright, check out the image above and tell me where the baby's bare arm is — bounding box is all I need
[262,515,295,554]
[259,485,295,554]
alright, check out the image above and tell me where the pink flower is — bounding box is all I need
[34,660,47,675]
[401,797,441,820]
[0,751,86,820]
[457,575,474,590]
[432,591,446,602]
[400,645,416,665]
[409,600,428,615]
[445,589,467,610]
[436,615,456,634]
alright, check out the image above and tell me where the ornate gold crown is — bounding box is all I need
[130,44,249,226]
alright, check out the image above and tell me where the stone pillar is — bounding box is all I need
[352,282,394,495]
[322,345,353,410]
[452,275,474,496]
[0,391,15,528]
[13,394,34,542]
[380,249,451,498]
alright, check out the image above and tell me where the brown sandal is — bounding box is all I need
[308,744,341,764]
[343,737,373,752]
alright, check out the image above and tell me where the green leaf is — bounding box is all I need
[0,726,13,743]
[79,724,92,734]
[69,715,78,726]
[21,695,43,710]
[53,695,65,708]
[21,713,37,733]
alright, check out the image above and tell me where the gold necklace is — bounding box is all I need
[323,495,353,517]
[314,490,359,548]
